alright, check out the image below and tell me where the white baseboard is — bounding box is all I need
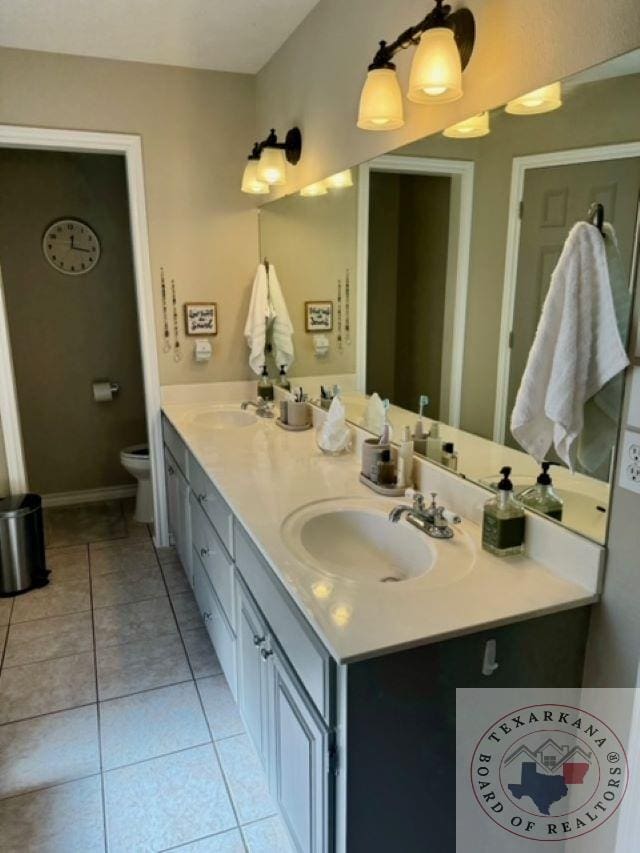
[42,484,137,508]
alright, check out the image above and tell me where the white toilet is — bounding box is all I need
[120,444,153,524]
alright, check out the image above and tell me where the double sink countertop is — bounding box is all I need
[162,401,598,664]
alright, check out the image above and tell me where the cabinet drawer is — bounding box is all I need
[190,494,235,632]
[162,416,188,476]
[193,550,236,696]
[189,454,234,558]
[235,524,332,723]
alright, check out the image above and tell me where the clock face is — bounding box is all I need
[42,219,101,275]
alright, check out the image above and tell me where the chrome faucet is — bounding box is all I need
[241,399,274,418]
[389,490,461,540]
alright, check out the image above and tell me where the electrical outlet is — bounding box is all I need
[619,430,640,495]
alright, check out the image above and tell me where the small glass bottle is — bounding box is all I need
[482,466,525,557]
[441,441,458,472]
[519,462,564,521]
[257,365,274,401]
[277,365,291,391]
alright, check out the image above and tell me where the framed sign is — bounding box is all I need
[305,301,333,332]
[184,302,217,336]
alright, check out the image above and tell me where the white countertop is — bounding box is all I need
[163,401,598,664]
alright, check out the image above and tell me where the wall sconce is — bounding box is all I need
[443,111,490,138]
[505,82,562,115]
[300,181,328,197]
[241,127,302,194]
[357,0,475,131]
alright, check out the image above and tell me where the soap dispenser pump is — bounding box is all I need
[257,365,274,401]
[519,462,564,521]
[482,466,525,557]
[277,365,291,390]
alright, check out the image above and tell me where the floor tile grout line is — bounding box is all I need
[87,541,109,853]
[91,590,169,613]
[2,643,96,672]
[98,676,197,707]
[10,604,92,627]
[0,598,13,672]
[0,770,103,805]
[150,542,247,844]
[0,699,98,729]
[101,738,214,775]
[158,822,256,852]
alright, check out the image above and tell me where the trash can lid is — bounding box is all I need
[0,493,42,518]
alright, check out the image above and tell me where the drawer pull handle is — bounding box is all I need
[482,639,499,677]
[198,493,208,503]
[168,465,175,475]
[260,648,274,660]
[200,547,211,557]
[253,634,266,646]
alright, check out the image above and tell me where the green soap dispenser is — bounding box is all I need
[482,466,525,557]
[519,462,564,521]
[257,365,274,401]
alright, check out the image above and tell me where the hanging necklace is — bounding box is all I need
[337,279,343,352]
[171,279,182,362]
[345,268,351,345]
[160,267,171,353]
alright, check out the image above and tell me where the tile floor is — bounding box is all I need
[0,499,292,853]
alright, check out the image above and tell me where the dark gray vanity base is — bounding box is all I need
[345,606,591,853]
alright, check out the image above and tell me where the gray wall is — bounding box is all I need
[0,149,147,494]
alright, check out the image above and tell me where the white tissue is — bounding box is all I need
[360,392,386,435]
[317,396,352,453]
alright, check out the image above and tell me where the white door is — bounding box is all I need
[268,643,331,853]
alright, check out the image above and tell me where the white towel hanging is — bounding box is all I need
[510,221,629,469]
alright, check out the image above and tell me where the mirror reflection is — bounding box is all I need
[259,49,640,545]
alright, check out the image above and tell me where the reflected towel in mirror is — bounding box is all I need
[244,262,294,375]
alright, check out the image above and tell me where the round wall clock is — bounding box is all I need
[42,219,101,275]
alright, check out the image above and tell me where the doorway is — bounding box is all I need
[0,125,167,546]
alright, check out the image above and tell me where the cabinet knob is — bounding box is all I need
[482,639,499,676]
[202,610,212,622]
[200,547,211,557]
[198,493,208,503]
[253,634,266,646]
[260,647,274,660]
[168,465,175,475]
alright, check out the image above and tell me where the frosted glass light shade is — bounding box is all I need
[300,181,328,197]
[257,147,287,185]
[325,169,354,189]
[443,111,490,138]
[357,68,404,131]
[241,160,270,195]
[408,27,462,104]
[505,82,562,115]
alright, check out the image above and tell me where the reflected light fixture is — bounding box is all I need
[300,181,328,197]
[443,111,490,138]
[505,82,562,115]
[358,0,475,131]
[325,169,354,189]
[241,127,302,193]
[241,144,270,195]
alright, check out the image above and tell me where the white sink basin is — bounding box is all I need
[281,497,476,586]
[188,408,256,429]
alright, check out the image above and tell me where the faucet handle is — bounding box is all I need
[404,488,425,511]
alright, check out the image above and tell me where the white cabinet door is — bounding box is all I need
[236,581,270,767]
[268,644,331,853]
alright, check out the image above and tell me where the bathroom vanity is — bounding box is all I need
[161,402,597,853]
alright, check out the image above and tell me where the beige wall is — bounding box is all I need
[259,182,358,377]
[256,0,640,195]
[0,47,259,386]
[396,72,640,437]
[0,149,147,494]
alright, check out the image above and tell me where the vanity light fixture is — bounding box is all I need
[300,181,329,197]
[325,169,354,189]
[241,127,303,193]
[357,0,475,131]
[443,111,490,138]
[505,82,562,115]
[241,144,270,195]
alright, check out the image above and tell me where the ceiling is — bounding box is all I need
[0,0,320,74]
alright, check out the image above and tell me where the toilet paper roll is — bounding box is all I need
[93,381,115,402]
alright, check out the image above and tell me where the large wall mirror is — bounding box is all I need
[259,49,640,545]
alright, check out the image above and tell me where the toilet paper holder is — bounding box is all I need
[92,380,120,402]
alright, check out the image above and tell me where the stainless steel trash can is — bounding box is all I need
[0,494,49,596]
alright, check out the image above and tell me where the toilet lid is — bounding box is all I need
[122,444,149,459]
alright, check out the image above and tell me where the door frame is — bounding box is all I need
[493,141,640,444]
[0,124,168,547]
[356,154,474,427]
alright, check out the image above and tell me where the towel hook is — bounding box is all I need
[587,202,605,235]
